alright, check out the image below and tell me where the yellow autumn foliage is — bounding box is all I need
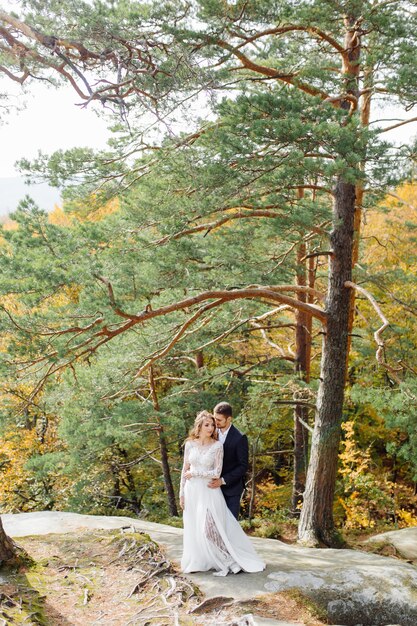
[33,283,81,314]
[352,181,417,363]
[396,508,417,527]
[252,477,292,512]
[338,420,417,529]
[0,426,42,512]
[48,204,72,226]
[49,196,120,225]
[66,195,120,222]
[362,182,417,273]
[0,418,69,512]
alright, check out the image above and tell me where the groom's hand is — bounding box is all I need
[208,478,222,489]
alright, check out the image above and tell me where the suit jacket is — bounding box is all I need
[220,424,249,497]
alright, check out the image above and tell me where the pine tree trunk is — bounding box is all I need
[291,242,312,515]
[248,440,257,521]
[298,179,355,545]
[158,427,179,517]
[346,67,372,360]
[149,366,179,517]
[0,517,15,562]
[195,350,204,369]
[292,402,309,515]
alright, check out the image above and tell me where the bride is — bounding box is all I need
[179,410,265,575]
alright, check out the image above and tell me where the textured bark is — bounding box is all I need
[346,67,372,362]
[0,517,15,562]
[195,350,204,369]
[149,366,179,517]
[248,441,257,521]
[158,428,179,517]
[298,179,356,545]
[291,242,312,515]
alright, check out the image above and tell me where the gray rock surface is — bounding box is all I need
[4,512,417,626]
[364,526,417,561]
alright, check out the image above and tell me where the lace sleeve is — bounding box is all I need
[193,442,224,479]
[179,441,191,498]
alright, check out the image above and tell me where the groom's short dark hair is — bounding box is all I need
[213,401,232,417]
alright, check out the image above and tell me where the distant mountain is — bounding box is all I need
[0,177,61,219]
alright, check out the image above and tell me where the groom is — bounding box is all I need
[208,401,248,519]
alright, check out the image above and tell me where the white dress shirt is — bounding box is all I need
[218,426,231,484]
[218,425,231,444]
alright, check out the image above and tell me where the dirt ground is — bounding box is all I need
[1,528,326,625]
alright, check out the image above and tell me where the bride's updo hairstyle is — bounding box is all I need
[187,410,218,441]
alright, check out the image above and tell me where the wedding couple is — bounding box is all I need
[179,401,265,576]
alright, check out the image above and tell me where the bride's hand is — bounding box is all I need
[208,477,222,488]
[185,470,193,480]
[180,496,185,510]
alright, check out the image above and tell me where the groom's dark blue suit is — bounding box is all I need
[220,424,248,519]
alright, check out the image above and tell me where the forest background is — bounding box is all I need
[1,0,417,556]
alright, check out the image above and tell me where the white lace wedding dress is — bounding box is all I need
[180,439,265,575]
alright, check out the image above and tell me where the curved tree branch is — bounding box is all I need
[345,280,403,383]
[208,35,331,101]
[228,24,345,55]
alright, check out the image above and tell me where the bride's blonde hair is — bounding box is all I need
[187,410,218,441]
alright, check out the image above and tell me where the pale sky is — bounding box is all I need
[0,80,114,213]
[0,81,111,178]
